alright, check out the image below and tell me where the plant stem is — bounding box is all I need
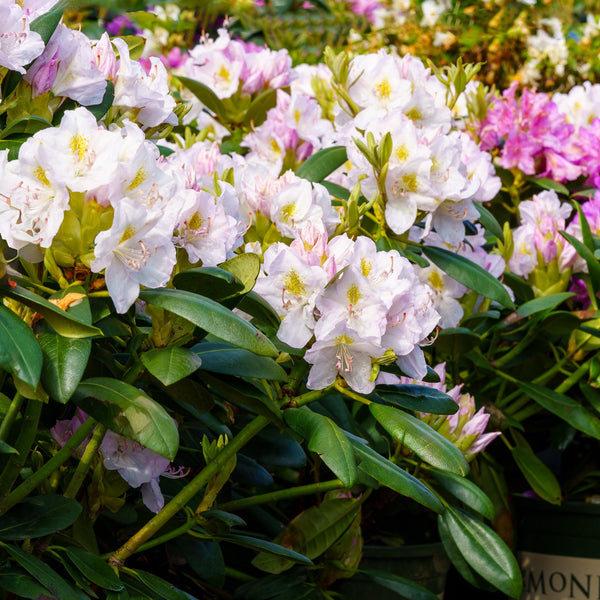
[0,398,43,504]
[0,416,97,515]
[218,479,344,513]
[108,414,270,567]
[491,327,537,369]
[334,382,372,405]
[0,392,24,443]
[63,423,106,499]
[290,387,331,408]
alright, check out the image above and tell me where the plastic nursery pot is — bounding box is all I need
[335,542,451,600]
[515,496,600,600]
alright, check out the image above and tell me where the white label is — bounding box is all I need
[520,551,600,600]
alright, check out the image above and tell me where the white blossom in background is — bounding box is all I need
[0,2,45,75]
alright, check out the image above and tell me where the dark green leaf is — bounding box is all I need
[73,378,179,460]
[125,569,193,600]
[173,267,243,299]
[560,230,600,294]
[219,533,313,566]
[0,304,42,388]
[517,380,600,440]
[433,328,481,355]
[63,547,123,591]
[141,347,202,386]
[0,440,17,454]
[2,284,101,338]
[295,146,348,182]
[422,246,514,309]
[0,496,82,540]
[192,341,286,381]
[438,507,522,598]
[349,438,443,513]
[0,139,22,159]
[428,469,495,519]
[244,88,278,127]
[177,76,227,121]
[29,0,75,44]
[140,288,278,358]
[236,290,282,329]
[0,568,51,599]
[284,407,357,487]
[474,203,504,242]
[40,333,91,403]
[527,176,569,196]
[372,385,458,415]
[361,569,439,600]
[513,292,575,320]
[0,116,52,140]
[3,543,81,600]
[370,404,469,476]
[511,446,561,505]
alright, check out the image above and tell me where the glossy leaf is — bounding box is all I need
[30,0,74,43]
[0,441,17,454]
[439,507,522,598]
[560,230,600,293]
[349,438,443,513]
[284,408,357,487]
[244,88,278,127]
[513,292,575,320]
[73,378,179,460]
[295,146,348,182]
[141,347,202,386]
[219,533,313,566]
[177,76,227,121]
[422,245,514,309]
[173,267,244,299]
[2,284,101,338]
[63,547,123,591]
[527,176,569,196]
[118,35,146,60]
[126,569,194,600]
[373,384,458,415]
[219,253,261,295]
[192,341,287,381]
[511,446,561,505]
[236,290,282,329]
[140,288,278,358]
[370,404,469,476]
[361,569,439,600]
[0,568,51,599]
[3,543,81,600]
[0,496,82,540]
[0,304,42,388]
[517,380,600,440]
[252,498,359,573]
[474,203,504,242]
[39,333,91,403]
[428,469,495,520]
[0,116,52,140]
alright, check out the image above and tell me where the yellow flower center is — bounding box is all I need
[284,269,306,296]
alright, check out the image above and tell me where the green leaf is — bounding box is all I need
[0,567,52,599]
[252,498,359,573]
[118,35,146,60]
[361,569,439,600]
[2,284,101,338]
[63,547,123,591]
[428,469,495,520]
[438,507,522,598]
[526,176,569,196]
[0,440,17,454]
[86,80,114,120]
[513,292,574,320]
[295,146,348,182]
[372,384,459,415]
[516,380,600,440]
[433,328,481,356]
[0,304,42,388]
[218,533,313,565]
[244,88,278,127]
[422,246,514,309]
[73,378,179,460]
[0,496,82,540]
[177,76,227,121]
[29,0,74,44]
[126,569,196,600]
[0,139,22,159]
[236,290,282,329]
[0,116,52,140]
[173,267,244,299]
[474,203,504,242]
[284,407,357,487]
[219,253,261,294]
[370,404,469,476]
[349,438,443,513]
[141,347,202,386]
[2,543,82,600]
[192,341,287,381]
[139,288,278,358]
[40,333,91,403]
[560,230,600,294]
[510,446,561,505]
